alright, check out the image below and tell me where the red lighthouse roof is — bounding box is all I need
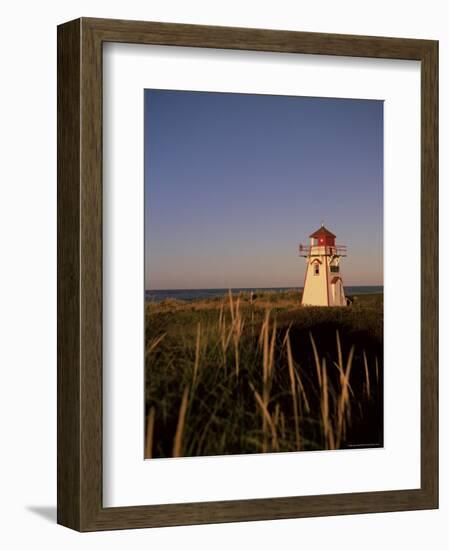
[309,225,336,239]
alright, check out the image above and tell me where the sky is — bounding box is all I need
[144,89,383,290]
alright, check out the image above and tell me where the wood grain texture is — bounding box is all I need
[57,18,81,531]
[420,41,439,504]
[57,17,439,532]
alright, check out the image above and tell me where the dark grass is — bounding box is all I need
[144,291,383,458]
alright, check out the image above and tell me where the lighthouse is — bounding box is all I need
[299,224,347,307]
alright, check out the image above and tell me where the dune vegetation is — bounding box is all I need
[144,290,383,459]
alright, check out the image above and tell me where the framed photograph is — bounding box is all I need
[57,17,438,531]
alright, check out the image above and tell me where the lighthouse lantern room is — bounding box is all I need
[299,224,347,307]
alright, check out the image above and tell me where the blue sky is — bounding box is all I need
[144,89,383,289]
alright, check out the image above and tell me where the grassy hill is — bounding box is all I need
[144,290,383,458]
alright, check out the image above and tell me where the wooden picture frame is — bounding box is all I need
[57,17,438,531]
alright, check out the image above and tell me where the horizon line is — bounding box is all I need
[146,284,384,292]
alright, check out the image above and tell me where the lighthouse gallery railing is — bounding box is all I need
[298,244,347,257]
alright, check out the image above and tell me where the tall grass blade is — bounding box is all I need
[295,370,310,414]
[193,322,201,385]
[172,386,190,458]
[145,406,155,459]
[321,357,335,450]
[228,289,235,323]
[309,331,322,388]
[363,350,371,399]
[336,345,355,448]
[146,333,166,357]
[286,329,301,450]
[250,382,279,452]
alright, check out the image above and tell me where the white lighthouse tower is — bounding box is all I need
[299,224,347,307]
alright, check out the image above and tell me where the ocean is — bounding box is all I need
[145,286,383,303]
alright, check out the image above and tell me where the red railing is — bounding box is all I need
[299,244,347,256]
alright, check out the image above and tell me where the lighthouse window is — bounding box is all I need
[313,263,320,276]
[330,265,339,273]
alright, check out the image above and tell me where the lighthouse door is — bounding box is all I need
[331,277,343,306]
